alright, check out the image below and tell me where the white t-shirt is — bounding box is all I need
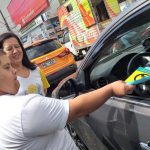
[17,68,45,96]
[0,94,78,150]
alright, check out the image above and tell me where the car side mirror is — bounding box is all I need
[52,79,79,99]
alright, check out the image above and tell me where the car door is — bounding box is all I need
[85,4,150,150]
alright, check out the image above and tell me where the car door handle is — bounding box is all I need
[140,142,150,150]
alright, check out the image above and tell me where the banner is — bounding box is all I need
[7,0,49,28]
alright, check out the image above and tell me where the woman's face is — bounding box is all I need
[3,37,23,66]
[0,55,20,95]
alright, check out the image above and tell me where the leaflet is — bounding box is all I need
[125,67,150,85]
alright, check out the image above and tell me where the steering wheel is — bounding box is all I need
[127,52,150,97]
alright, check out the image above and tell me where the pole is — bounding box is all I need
[0,10,11,31]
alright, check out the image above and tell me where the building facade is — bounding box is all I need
[0,0,61,45]
[57,0,137,50]
[0,0,137,44]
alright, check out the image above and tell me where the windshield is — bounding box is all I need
[25,39,62,60]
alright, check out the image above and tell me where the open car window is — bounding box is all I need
[97,22,150,62]
[89,8,150,97]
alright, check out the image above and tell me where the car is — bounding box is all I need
[24,38,77,85]
[52,1,150,150]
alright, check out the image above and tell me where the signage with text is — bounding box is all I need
[7,0,49,28]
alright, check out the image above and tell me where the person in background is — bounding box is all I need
[0,50,134,149]
[0,32,50,96]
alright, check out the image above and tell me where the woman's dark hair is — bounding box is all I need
[0,32,36,70]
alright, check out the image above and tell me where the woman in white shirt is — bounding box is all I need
[0,32,50,96]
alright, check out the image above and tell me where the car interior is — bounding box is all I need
[89,14,150,98]
[54,7,150,100]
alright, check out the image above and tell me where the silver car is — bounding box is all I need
[52,1,150,150]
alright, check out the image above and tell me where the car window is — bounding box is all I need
[90,8,150,88]
[98,22,150,62]
[111,31,140,53]
[25,40,62,60]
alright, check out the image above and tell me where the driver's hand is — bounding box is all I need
[110,80,135,97]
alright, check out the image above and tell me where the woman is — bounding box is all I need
[0,32,50,96]
[0,50,134,149]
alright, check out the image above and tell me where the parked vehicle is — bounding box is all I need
[58,0,122,59]
[24,38,77,84]
[52,1,150,150]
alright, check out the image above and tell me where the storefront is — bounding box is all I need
[43,16,63,40]
[7,0,62,44]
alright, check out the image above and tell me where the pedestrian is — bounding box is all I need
[0,50,135,149]
[0,32,50,96]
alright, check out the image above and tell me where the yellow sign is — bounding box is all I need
[125,67,150,84]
